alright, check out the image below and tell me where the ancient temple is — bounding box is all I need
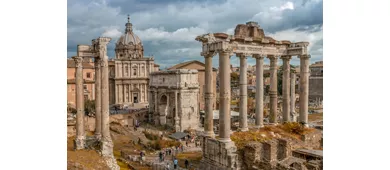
[111,16,158,106]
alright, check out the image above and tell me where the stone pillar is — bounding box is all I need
[94,57,102,140]
[174,91,180,132]
[154,91,159,124]
[254,55,264,128]
[98,38,116,159]
[282,56,291,123]
[268,55,278,124]
[218,51,232,142]
[204,53,215,137]
[73,56,85,150]
[238,54,248,131]
[290,73,297,121]
[299,55,311,127]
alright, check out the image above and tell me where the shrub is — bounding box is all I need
[143,131,159,141]
[280,122,306,135]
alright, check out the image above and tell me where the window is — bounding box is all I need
[133,69,137,76]
[83,85,87,90]
[125,66,128,75]
[163,78,165,82]
[86,72,91,78]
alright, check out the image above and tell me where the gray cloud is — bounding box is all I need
[68,0,323,67]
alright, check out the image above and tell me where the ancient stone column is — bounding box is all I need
[73,56,85,150]
[174,91,180,132]
[282,56,292,123]
[299,55,311,127]
[218,50,232,142]
[290,73,297,121]
[238,54,248,131]
[268,55,278,124]
[204,53,215,137]
[98,37,115,158]
[254,55,264,128]
[94,57,102,140]
[154,91,159,124]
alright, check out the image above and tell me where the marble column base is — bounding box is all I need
[203,131,215,138]
[74,135,86,150]
[101,138,114,157]
[238,127,249,132]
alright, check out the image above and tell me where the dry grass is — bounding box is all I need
[231,122,315,149]
[176,152,202,169]
[67,137,109,170]
[308,113,323,121]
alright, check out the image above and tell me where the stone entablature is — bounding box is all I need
[196,22,309,57]
[150,69,199,89]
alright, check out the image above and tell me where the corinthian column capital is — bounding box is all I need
[72,56,83,68]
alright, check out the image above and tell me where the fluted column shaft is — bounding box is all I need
[73,56,85,150]
[282,56,292,123]
[204,53,215,137]
[299,55,311,127]
[268,56,278,124]
[254,55,264,128]
[94,57,102,140]
[290,73,296,121]
[218,51,232,141]
[238,54,248,131]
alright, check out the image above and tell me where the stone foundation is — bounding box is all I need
[198,136,239,170]
[241,136,323,170]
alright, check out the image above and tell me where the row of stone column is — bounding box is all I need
[203,52,311,140]
[73,55,114,156]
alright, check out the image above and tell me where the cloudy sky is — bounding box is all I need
[67,0,322,68]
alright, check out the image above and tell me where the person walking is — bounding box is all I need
[165,163,170,170]
[159,151,163,162]
[173,158,178,169]
[185,159,189,169]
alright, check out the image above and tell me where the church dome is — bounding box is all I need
[115,15,144,59]
[116,15,142,45]
[117,32,142,45]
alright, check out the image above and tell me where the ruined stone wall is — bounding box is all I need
[240,131,323,170]
[199,137,239,170]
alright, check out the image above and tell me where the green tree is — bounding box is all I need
[84,99,95,115]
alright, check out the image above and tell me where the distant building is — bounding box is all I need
[309,61,323,101]
[67,58,96,107]
[168,60,218,111]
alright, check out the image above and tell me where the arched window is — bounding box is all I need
[133,68,137,76]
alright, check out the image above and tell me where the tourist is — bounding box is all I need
[159,152,163,162]
[165,163,170,170]
[186,140,188,147]
[168,148,172,155]
[185,159,189,169]
[173,158,178,169]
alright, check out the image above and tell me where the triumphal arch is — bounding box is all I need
[196,22,311,169]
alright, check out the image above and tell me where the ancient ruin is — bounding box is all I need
[149,69,200,132]
[195,21,312,169]
[74,37,120,170]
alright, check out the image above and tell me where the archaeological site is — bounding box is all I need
[67,15,323,170]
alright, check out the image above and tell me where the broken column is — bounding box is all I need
[282,55,291,123]
[268,55,278,124]
[94,57,102,140]
[73,55,85,150]
[299,55,311,127]
[238,53,248,131]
